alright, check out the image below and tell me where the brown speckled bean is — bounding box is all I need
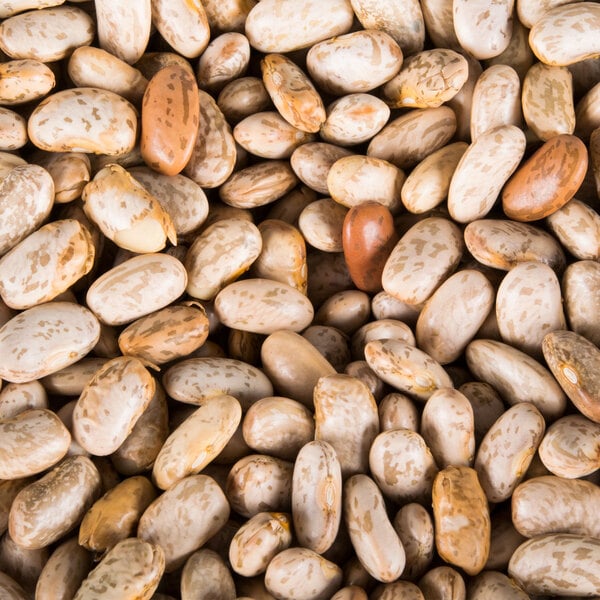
[181,549,236,600]
[392,503,434,580]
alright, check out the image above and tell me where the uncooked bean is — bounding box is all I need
[298,198,347,252]
[0,59,55,105]
[563,260,600,347]
[351,319,415,360]
[575,81,600,139]
[35,152,91,204]
[459,382,505,443]
[467,571,529,600]
[181,549,236,600]
[39,357,106,397]
[198,32,250,92]
[314,290,370,335]
[0,380,47,420]
[371,581,425,600]
[392,503,434,580]
[378,392,419,432]
[418,566,466,600]
[217,76,271,124]
[302,325,350,371]
[485,508,526,571]
[0,572,27,600]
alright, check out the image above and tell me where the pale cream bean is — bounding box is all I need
[0,107,26,150]
[563,260,600,347]
[74,538,164,600]
[86,253,187,326]
[298,198,347,252]
[292,440,342,554]
[199,0,254,32]
[184,90,237,189]
[401,142,467,214]
[453,0,513,59]
[0,152,27,179]
[369,429,437,503]
[138,474,229,572]
[0,6,93,62]
[314,374,379,478]
[79,476,157,553]
[432,466,491,576]
[251,218,307,294]
[468,571,529,599]
[0,59,55,105]
[447,53,483,141]
[518,0,583,28]
[351,319,415,360]
[217,76,271,124]
[470,65,522,141]
[245,0,354,53]
[0,408,70,480]
[344,360,387,402]
[382,217,463,305]
[35,537,91,600]
[0,0,65,18]
[302,325,351,371]
[383,49,467,108]
[226,454,293,518]
[351,0,424,55]
[378,393,419,432]
[522,63,575,141]
[512,475,600,538]
[95,0,151,64]
[475,403,546,503]
[314,290,370,335]
[72,356,155,457]
[421,388,475,468]
[464,218,567,272]
[371,292,421,325]
[546,199,600,261]
[9,455,101,549]
[40,357,106,397]
[321,94,389,147]
[529,2,600,66]
[261,330,336,408]
[234,111,315,159]
[197,32,250,92]
[486,16,535,80]
[181,549,235,600]
[34,151,90,204]
[0,381,47,420]
[418,566,466,600]
[0,219,94,310]
[496,261,566,358]
[151,0,210,58]
[219,160,298,209]
[465,339,567,420]
[344,474,406,582]
[367,106,456,169]
[448,125,526,223]
[327,155,405,214]
[28,88,138,156]
[393,503,434,580]
[538,414,600,479]
[416,270,494,365]
[0,301,100,384]
[420,0,461,51]
[508,533,600,596]
[152,395,241,490]
[229,512,292,577]
[459,382,505,443]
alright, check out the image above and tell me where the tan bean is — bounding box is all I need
[33,151,90,204]
[351,319,415,360]
[467,571,529,600]
[575,81,600,139]
[563,259,600,346]
[418,566,466,600]
[181,549,236,600]
[314,290,370,335]
[378,392,419,432]
[419,0,460,51]
[198,32,250,92]
[40,357,106,397]
[0,59,55,105]
[371,581,425,600]
[447,53,483,141]
[298,198,347,252]
[217,76,271,124]
[0,380,47,420]
[331,586,368,600]
[459,382,505,443]
[392,503,434,580]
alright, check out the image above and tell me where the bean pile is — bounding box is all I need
[0,0,599,598]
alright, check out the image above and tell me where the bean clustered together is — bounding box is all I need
[0,0,599,599]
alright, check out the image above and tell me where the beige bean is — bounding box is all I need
[314,290,370,334]
[470,65,522,141]
[153,395,242,490]
[28,88,138,155]
[447,53,483,141]
[563,260,600,346]
[487,16,535,79]
[453,0,513,59]
[464,218,567,272]
[393,503,434,580]
[298,198,346,252]
[538,414,600,479]
[33,151,90,204]
[197,32,250,92]
[95,0,151,64]
[74,538,164,600]
[184,90,237,188]
[162,356,273,410]
[350,0,424,55]
[261,330,336,408]
[1,479,33,535]
[0,59,55,105]
[0,380,47,420]
[0,152,27,179]
[181,549,236,600]
[371,581,425,600]
[72,356,155,456]
[138,474,230,572]
[0,572,27,600]
[39,357,105,397]
[367,106,456,169]
[79,476,156,553]
[9,455,101,549]
[383,49,467,108]
[378,392,419,432]
[292,440,342,554]
[508,533,600,596]
[217,76,271,124]
[0,0,65,18]
[0,408,69,480]
[468,571,529,600]
[0,301,100,383]
[344,474,406,582]
[459,382,505,443]
[416,270,494,364]
[465,339,567,420]
[226,454,293,518]
[245,0,354,53]
[351,319,415,360]
[448,125,526,223]
[432,466,490,575]
[420,0,461,51]
[306,251,354,307]
[518,0,582,28]
[0,107,27,150]
[401,142,467,214]
[331,586,368,600]
[475,403,546,503]
[0,219,94,310]
[542,330,600,423]
[546,198,600,261]
[35,537,92,600]
[522,63,575,141]
[575,81,600,139]
[86,253,187,326]
[418,566,466,600]
[369,429,437,503]
[314,374,379,477]
[529,2,600,66]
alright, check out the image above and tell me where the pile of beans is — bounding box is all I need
[0,0,599,598]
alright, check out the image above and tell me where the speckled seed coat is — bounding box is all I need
[0,59,55,105]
